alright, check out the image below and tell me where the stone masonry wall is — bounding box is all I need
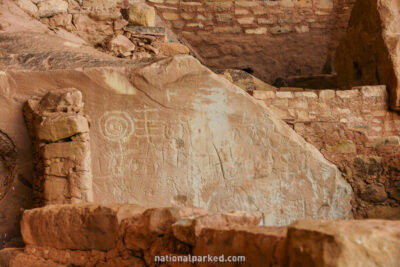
[147,0,355,85]
[254,86,400,219]
[23,89,93,207]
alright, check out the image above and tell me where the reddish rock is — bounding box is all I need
[193,226,288,266]
[172,211,262,245]
[287,219,400,267]
[108,35,136,57]
[21,204,145,251]
[124,207,207,251]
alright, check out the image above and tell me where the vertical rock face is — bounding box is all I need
[4,55,352,225]
[23,88,93,206]
[335,0,400,110]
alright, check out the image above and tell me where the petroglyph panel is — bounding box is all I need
[1,56,353,227]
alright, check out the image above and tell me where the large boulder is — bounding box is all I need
[20,204,145,251]
[287,219,400,267]
[335,0,400,110]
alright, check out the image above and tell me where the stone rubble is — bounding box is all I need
[1,204,399,266]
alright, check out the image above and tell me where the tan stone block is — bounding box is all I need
[336,90,359,98]
[237,17,255,24]
[181,12,193,20]
[213,26,241,33]
[279,0,295,8]
[294,91,318,98]
[216,13,232,23]
[258,18,274,25]
[128,3,156,27]
[253,91,275,99]
[16,0,39,18]
[162,12,179,20]
[270,25,292,34]
[235,1,259,7]
[297,0,312,8]
[41,141,89,161]
[172,211,261,245]
[43,176,68,203]
[325,140,356,153]
[315,0,333,9]
[235,9,249,15]
[36,115,89,142]
[319,90,335,99]
[295,25,310,33]
[245,27,267,34]
[287,220,400,266]
[21,204,145,251]
[276,91,294,98]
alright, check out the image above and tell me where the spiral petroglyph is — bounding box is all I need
[0,131,17,202]
[100,111,134,142]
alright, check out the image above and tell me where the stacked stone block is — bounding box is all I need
[24,88,93,206]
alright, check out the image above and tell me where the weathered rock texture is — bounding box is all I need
[23,89,93,206]
[335,0,400,110]
[0,0,354,248]
[256,86,400,219]
[0,6,354,247]
[2,204,400,266]
[147,0,355,86]
[287,219,400,267]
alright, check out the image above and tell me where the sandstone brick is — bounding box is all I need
[270,25,292,34]
[172,211,262,245]
[237,17,254,24]
[253,90,275,99]
[276,91,294,98]
[162,12,179,20]
[318,90,335,99]
[37,115,89,142]
[216,13,232,23]
[359,85,387,97]
[315,0,333,9]
[295,25,310,33]
[21,204,146,251]
[213,26,241,33]
[235,9,249,15]
[258,18,274,24]
[326,140,356,153]
[194,226,287,267]
[245,27,267,34]
[336,89,359,98]
[297,0,313,8]
[235,1,259,7]
[294,91,318,98]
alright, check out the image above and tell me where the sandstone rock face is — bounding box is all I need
[287,219,400,267]
[1,55,352,226]
[128,2,156,27]
[20,203,145,251]
[24,89,93,206]
[335,0,400,110]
